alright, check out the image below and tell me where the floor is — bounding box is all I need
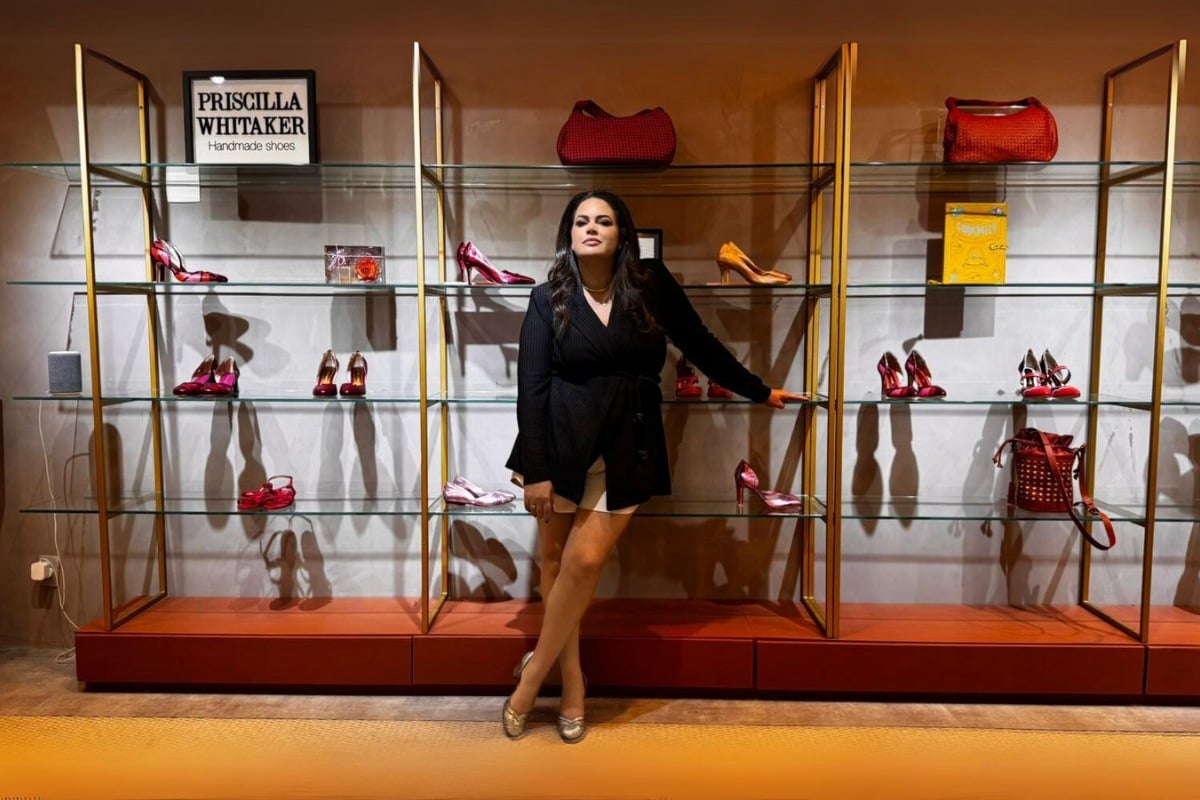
[3,645,1200,799]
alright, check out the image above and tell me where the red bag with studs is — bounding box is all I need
[992,428,1115,550]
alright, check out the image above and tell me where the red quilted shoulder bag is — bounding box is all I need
[943,97,1059,163]
[556,100,677,167]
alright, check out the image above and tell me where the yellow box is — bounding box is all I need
[942,203,1007,284]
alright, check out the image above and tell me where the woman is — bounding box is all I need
[504,190,801,742]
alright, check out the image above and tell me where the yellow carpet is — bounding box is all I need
[1,715,1196,799]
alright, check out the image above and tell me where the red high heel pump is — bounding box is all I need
[150,240,228,283]
[904,350,946,398]
[200,357,240,397]
[340,351,368,396]
[173,355,216,396]
[734,460,803,509]
[675,356,702,399]
[456,242,536,285]
[238,475,296,511]
[1039,349,1080,398]
[1018,348,1052,398]
[312,350,339,397]
[877,352,915,399]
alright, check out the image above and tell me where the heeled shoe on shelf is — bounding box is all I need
[675,356,702,400]
[443,480,516,507]
[173,355,217,396]
[312,350,339,397]
[199,357,240,397]
[903,350,946,398]
[150,239,228,283]
[456,241,536,286]
[1039,349,1081,399]
[714,241,790,286]
[237,475,296,511]
[734,459,803,510]
[340,350,368,397]
[877,352,915,399]
[1018,348,1053,398]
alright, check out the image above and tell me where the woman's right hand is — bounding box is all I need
[523,481,555,522]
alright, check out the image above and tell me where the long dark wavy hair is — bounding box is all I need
[548,190,655,334]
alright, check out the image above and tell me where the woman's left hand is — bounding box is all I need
[762,388,806,409]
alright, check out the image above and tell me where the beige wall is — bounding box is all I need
[0,0,1196,645]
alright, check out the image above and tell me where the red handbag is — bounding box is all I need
[943,97,1059,163]
[556,100,677,167]
[992,428,1116,550]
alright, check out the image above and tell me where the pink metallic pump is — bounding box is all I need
[150,239,228,283]
[734,460,803,510]
[456,241,536,285]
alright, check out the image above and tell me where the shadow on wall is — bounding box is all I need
[259,520,334,611]
[448,520,522,600]
[1160,416,1200,605]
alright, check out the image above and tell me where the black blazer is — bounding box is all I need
[506,259,770,510]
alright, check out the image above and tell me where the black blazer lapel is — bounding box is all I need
[567,287,609,353]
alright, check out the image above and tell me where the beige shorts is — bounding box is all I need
[512,457,638,515]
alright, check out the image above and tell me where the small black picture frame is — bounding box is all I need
[637,228,663,260]
[183,70,318,164]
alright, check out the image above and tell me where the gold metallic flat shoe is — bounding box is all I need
[502,696,530,740]
[512,650,534,681]
[556,714,586,744]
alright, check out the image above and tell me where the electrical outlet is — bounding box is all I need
[36,555,61,588]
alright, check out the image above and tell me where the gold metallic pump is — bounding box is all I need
[715,241,790,285]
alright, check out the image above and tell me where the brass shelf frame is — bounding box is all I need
[73,44,168,631]
[1080,40,1187,643]
[413,42,451,634]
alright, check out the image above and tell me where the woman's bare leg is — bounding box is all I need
[537,511,584,716]
[509,509,633,714]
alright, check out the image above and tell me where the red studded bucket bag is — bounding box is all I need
[992,427,1116,550]
[943,97,1059,163]
[556,100,677,167]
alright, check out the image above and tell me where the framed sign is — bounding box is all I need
[183,70,318,165]
[637,228,663,260]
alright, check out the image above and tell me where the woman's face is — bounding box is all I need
[571,197,619,262]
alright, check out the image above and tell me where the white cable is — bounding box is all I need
[38,402,81,665]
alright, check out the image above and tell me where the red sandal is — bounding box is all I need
[237,475,296,511]
[1040,349,1081,399]
[1017,349,1052,398]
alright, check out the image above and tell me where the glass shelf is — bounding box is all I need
[431,495,823,519]
[849,160,1174,190]
[428,281,825,297]
[422,163,828,192]
[842,497,1147,524]
[0,162,419,189]
[13,392,425,405]
[429,391,818,406]
[8,160,1198,192]
[845,392,1151,409]
[20,496,427,516]
[845,281,1164,298]
[7,279,420,295]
